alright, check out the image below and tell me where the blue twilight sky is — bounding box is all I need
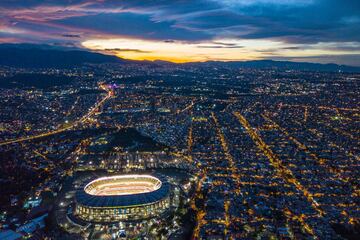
[0,0,360,65]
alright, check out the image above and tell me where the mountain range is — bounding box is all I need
[0,44,123,68]
[1,43,359,72]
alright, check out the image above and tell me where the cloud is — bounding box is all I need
[55,12,211,41]
[52,42,78,47]
[163,40,175,43]
[0,0,359,65]
[282,47,301,50]
[216,0,314,7]
[62,34,81,38]
[197,45,244,49]
[1,0,360,44]
[195,40,245,49]
[104,48,152,53]
[212,41,239,46]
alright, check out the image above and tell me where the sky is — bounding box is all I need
[1,0,360,65]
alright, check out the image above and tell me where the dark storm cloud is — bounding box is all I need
[1,0,359,43]
[55,12,211,41]
[249,0,360,43]
[165,0,360,44]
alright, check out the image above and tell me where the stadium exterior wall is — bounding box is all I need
[74,174,170,223]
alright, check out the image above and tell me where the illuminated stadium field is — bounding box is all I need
[75,174,170,222]
[84,175,162,196]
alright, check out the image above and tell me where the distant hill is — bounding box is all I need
[1,44,359,72]
[184,60,360,73]
[0,44,125,68]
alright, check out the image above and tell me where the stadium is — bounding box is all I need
[75,174,170,223]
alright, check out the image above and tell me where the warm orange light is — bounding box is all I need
[82,38,360,63]
[82,38,276,62]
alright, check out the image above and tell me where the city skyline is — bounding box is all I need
[0,1,359,239]
[1,0,360,65]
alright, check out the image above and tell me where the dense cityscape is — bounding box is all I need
[0,0,360,239]
[0,61,359,239]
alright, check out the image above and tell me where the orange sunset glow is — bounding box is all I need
[82,38,360,63]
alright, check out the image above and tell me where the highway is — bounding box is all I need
[0,88,112,146]
[178,99,196,113]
